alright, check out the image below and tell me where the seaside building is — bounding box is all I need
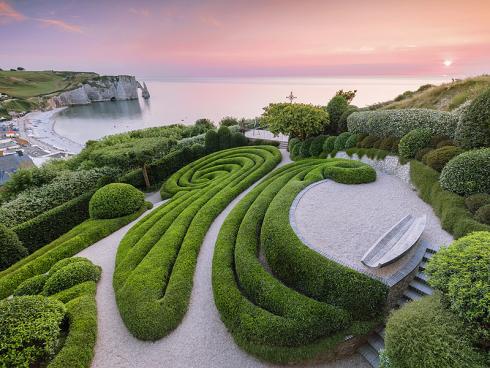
[0,151,34,185]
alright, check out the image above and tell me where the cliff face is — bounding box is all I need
[49,75,141,108]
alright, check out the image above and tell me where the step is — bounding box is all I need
[368,333,385,352]
[419,260,427,270]
[396,297,407,308]
[378,328,386,339]
[425,246,438,254]
[358,344,380,368]
[403,288,422,301]
[410,280,433,296]
[415,271,429,283]
[422,252,434,262]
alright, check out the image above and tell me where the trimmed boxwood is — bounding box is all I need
[415,147,433,162]
[42,261,101,296]
[0,295,66,367]
[89,183,144,219]
[291,143,301,158]
[436,139,455,148]
[322,136,336,154]
[205,130,219,153]
[440,148,490,195]
[217,126,232,149]
[333,132,352,151]
[422,146,464,172]
[212,158,387,363]
[309,135,327,157]
[288,137,300,152]
[299,137,314,157]
[0,224,28,271]
[114,146,281,340]
[344,134,358,149]
[455,87,490,148]
[14,273,49,296]
[358,135,379,149]
[465,193,490,214]
[383,295,484,368]
[398,128,432,159]
[474,204,490,225]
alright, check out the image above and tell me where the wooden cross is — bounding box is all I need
[286,91,297,103]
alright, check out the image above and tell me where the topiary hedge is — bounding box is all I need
[288,137,300,152]
[440,148,490,196]
[422,146,464,172]
[309,135,327,157]
[333,132,352,151]
[0,224,28,271]
[475,205,490,225]
[42,261,101,296]
[322,136,337,154]
[212,158,387,363]
[465,193,490,214]
[299,137,314,157]
[358,135,379,149]
[89,183,144,219]
[205,130,219,153]
[114,146,281,340]
[426,231,490,345]
[347,108,459,138]
[455,87,490,148]
[217,126,232,149]
[0,295,66,367]
[398,128,432,159]
[344,133,358,149]
[383,295,485,368]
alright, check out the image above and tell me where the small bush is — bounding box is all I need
[205,130,219,153]
[230,132,248,147]
[344,134,358,149]
[465,193,490,213]
[429,135,450,147]
[337,106,358,133]
[218,126,232,149]
[89,183,144,219]
[398,128,432,159]
[378,137,397,152]
[42,261,101,296]
[323,136,336,153]
[440,148,490,195]
[219,116,238,127]
[455,87,490,148]
[291,142,301,158]
[474,204,490,225]
[359,135,379,148]
[333,132,352,151]
[415,147,433,162]
[326,95,348,132]
[309,135,327,157]
[288,137,300,152]
[14,273,49,296]
[0,224,28,271]
[0,295,66,367]
[423,146,464,172]
[384,295,484,368]
[436,139,455,149]
[426,232,490,343]
[299,137,314,157]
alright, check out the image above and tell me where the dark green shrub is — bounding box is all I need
[372,138,382,149]
[190,143,205,157]
[384,295,484,368]
[337,106,358,133]
[398,128,432,159]
[423,146,464,172]
[0,295,66,367]
[333,132,352,151]
[205,130,219,153]
[326,95,348,132]
[219,116,238,127]
[378,137,397,152]
[218,126,232,149]
[455,87,490,148]
[12,191,93,254]
[291,143,301,158]
[299,137,314,157]
[344,134,358,149]
[355,133,368,147]
[359,135,379,148]
[230,132,248,147]
[436,139,455,148]
[309,135,327,156]
[322,136,336,153]
[429,135,450,147]
[440,148,490,195]
[195,118,214,130]
[474,204,490,225]
[89,183,144,219]
[42,261,101,296]
[14,273,48,296]
[465,193,490,213]
[415,147,433,162]
[0,224,28,271]
[288,137,300,152]
[426,232,490,343]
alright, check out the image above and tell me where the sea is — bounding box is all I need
[53,76,449,145]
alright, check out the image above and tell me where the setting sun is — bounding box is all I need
[444,59,453,67]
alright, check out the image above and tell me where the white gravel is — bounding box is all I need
[293,171,454,279]
[77,150,370,368]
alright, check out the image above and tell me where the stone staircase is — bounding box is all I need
[358,246,437,367]
[278,141,288,149]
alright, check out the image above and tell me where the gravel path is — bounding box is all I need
[293,171,453,279]
[77,150,370,368]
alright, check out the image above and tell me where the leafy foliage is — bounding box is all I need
[205,130,219,153]
[42,261,101,296]
[398,128,432,159]
[261,103,329,140]
[219,116,238,127]
[423,146,464,172]
[323,136,337,154]
[0,224,28,271]
[455,87,490,148]
[465,193,490,214]
[89,183,144,219]
[333,132,352,151]
[475,205,490,225]
[326,95,348,133]
[440,148,490,195]
[309,135,327,157]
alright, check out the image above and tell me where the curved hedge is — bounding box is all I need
[398,128,432,159]
[333,132,352,151]
[113,146,281,340]
[455,87,490,148]
[347,109,458,139]
[423,146,464,172]
[212,158,388,363]
[6,257,102,368]
[89,183,144,219]
[440,148,490,195]
[0,224,28,271]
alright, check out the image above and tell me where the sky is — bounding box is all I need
[1,0,489,77]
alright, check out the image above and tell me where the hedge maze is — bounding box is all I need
[212,158,389,363]
[113,146,281,340]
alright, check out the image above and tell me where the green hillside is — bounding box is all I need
[377,75,490,111]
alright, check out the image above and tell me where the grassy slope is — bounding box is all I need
[378,75,490,111]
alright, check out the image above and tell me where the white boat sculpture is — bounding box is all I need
[361,214,427,268]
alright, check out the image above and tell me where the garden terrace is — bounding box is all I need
[212,158,389,364]
[113,145,281,340]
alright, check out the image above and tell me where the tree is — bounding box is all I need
[326,95,349,133]
[195,118,215,130]
[335,89,357,103]
[17,67,25,71]
[219,116,238,127]
[260,103,329,140]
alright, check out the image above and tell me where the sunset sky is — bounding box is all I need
[1,0,489,77]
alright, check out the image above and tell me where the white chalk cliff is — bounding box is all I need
[49,75,147,108]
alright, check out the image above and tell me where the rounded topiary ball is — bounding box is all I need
[455,87,490,149]
[423,146,464,172]
[440,148,490,196]
[0,224,28,271]
[475,204,490,225]
[89,183,144,219]
[398,128,432,159]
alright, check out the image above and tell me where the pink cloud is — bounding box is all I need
[35,18,83,33]
[0,1,26,24]
[129,8,150,17]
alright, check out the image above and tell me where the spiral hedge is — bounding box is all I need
[212,158,389,364]
[113,146,281,340]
